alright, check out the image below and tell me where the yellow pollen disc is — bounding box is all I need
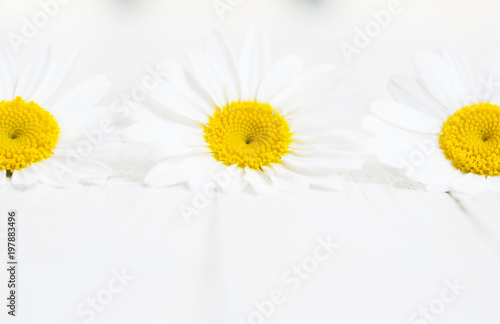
[439,102,500,177]
[204,101,293,170]
[0,97,60,173]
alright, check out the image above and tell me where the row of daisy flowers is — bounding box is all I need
[1,28,500,194]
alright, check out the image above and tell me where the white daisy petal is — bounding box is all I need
[289,88,370,126]
[437,46,475,101]
[187,162,224,192]
[305,174,346,192]
[362,115,420,138]
[283,154,362,175]
[15,46,51,100]
[388,74,447,119]
[186,49,228,108]
[156,58,215,110]
[11,167,40,189]
[239,27,271,101]
[0,47,17,99]
[480,51,500,86]
[122,122,202,146]
[146,154,214,187]
[221,165,248,193]
[487,176,500,192]
[31,51,79,105]
[425,183,454,193]
[74,160,112,179]
[265,165,309,194]
[0,170,6,186]
[271,65,344,114]
[370,101,442,134]
[450,173,487,194]
[256,54,303,103]
[149,83,211,123]
[414,51,463,111]
[204,31,240,103]
[51,74,110,115]
[33,158,78,187]
[244,168,276,195]
[407,151,463,186]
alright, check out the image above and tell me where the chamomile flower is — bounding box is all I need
[364,47,500,193]
[123,28,369,194]
[0,46,113,188]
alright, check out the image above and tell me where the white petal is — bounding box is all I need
[51,74,110,115]
[408,151,463,185]
[478,52,500,102]
[450,173,487,194]
[0,170,6,186]
[150,83,211,123]
[292,131,369,155]
[30,51,79,105]
[256,54,303,103]
[15,46,51,99]
[204,31,240,103]
[145,154,213,187]
[270,65,344,114]
[155,58,215,111]
[305,174,346,191]
[0,47,17,100]
[480,51,500,86]
[11,167,40,188]
[265,165,309,193]
[243,168,276,194]
[288,88,370,126]
[370,101,442,134]
[221,165,248,193]
[32,157,78,187]
[239,27,271,101]
[187,162,224,192]
[437,46,475,102]
[487,176,500,192]
[186,49,228,108]
[413,51,463,111]
[388,74,447,119]
[74,160,112,179]
[283,154,362,175]
[122,122,201,145]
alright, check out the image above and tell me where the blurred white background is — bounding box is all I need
[1,1,500,324]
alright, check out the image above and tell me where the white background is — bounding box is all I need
[1,0,500,323]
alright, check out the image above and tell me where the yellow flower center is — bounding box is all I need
[203,101,293,170]
[439,102,500,177]
[0,97,60,173]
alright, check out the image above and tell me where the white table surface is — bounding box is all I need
[1,0,500,323]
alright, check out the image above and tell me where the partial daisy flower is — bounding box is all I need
[123,28,369,194]
[0,46,113,188]
[364,47,500,193]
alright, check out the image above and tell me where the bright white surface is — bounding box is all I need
[1,0,500,323]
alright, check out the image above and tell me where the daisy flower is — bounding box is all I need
[0,46,113,188]
[364,47,500,193]
[123,28,369,194]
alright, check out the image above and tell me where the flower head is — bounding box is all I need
[0,46,113,188]
[124,28,369,194]
[364,47,500,193]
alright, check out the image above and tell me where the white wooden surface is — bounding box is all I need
[1,0,500,323]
